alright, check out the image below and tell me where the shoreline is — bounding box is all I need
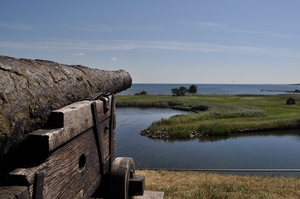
[261,89,300,93]
[139,125,300,139]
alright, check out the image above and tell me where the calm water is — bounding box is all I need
[116,84,300,176]
[116,107,300,176]
[118,83,300,95]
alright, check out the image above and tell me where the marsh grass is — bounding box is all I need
[147,102,267,136]
[137,170,300,199]
[116,94,300,137]
[116,95,208,111]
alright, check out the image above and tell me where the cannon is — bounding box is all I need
[0,56,144,198]
[0,55,132,158]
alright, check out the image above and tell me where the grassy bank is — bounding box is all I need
[116,94,300,137]
[137,170,300,199]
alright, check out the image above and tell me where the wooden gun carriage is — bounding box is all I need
[0,93,144,199]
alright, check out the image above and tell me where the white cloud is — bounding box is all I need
[178,20,299,39]
[0,39,299,57]
[73,53,85,56]
[71,23,159,32]
[120,25,159,31]
[72,23,113,32]
[0,22,32,30]
[179,20,228,30]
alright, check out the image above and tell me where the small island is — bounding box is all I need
[116,93,300,139]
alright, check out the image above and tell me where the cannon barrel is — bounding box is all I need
[0,55,132,157]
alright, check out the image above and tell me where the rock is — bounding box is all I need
[0,55,132,157]
[139,129,203,139]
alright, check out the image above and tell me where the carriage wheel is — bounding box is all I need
[109,157,135,199]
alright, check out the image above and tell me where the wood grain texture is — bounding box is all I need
[0,186,29,199]
[41,128,101,199]
[28,97,112,153]
[12,128,102,198]
[7,96,116,198]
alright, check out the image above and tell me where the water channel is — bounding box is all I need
[115,107,300,176]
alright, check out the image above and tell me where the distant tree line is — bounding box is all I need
[171,85,197,96]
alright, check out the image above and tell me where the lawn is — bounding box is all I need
[137,169,300,199]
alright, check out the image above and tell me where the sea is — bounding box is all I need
[118,83,300,95]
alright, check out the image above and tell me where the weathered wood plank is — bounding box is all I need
[42,128,101,199]
[0,186,29,199]
[6,96,116,198]
[129,174,145,196]
[9,128,102,198]
[8,162,48,186]
[28,97,112,153]
[109,95,117,165]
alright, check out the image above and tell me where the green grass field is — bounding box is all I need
[116,94,300,137]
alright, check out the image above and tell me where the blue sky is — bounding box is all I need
[1,1,300,84]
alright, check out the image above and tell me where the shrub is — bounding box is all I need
[171,87,188,96]
[171,85,197,96]
[134,90,147,95]
[173,106,191,111]
[188,85,197,94]
[191,104,209,111]
[166,100,183,106]
[171,88,180,96]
